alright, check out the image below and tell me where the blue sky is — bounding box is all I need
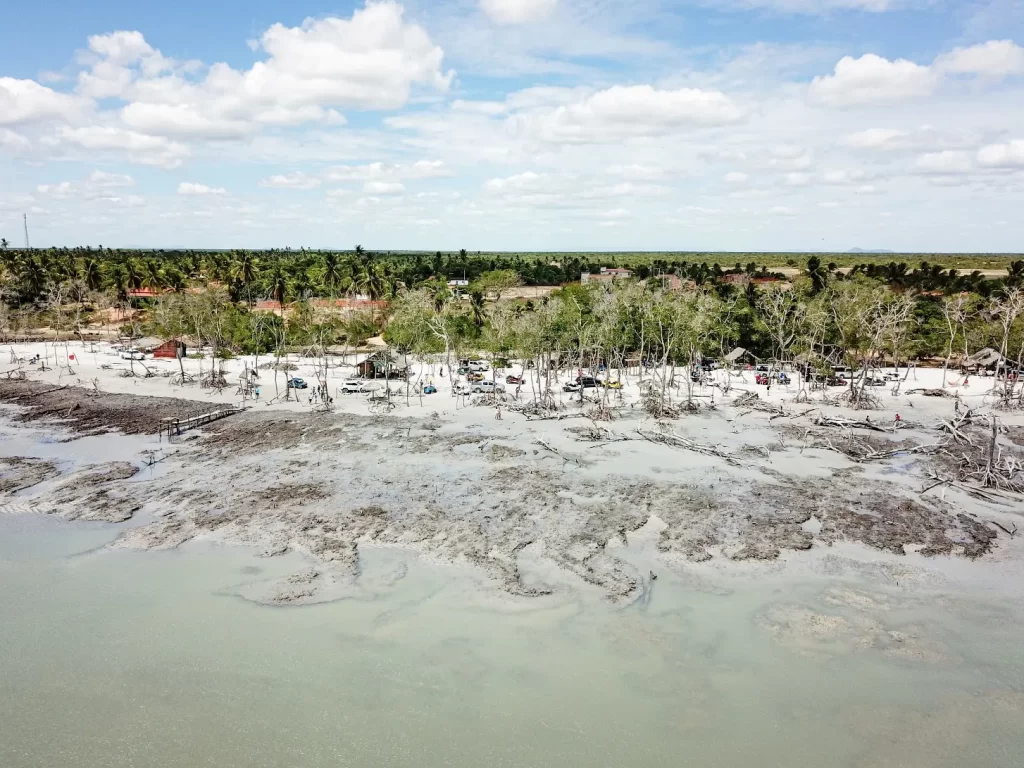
[1,0,1022,251]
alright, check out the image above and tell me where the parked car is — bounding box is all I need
[468,360,490,372]
[422,384,437,394]
[287,377,308,389]
[563,381,582,393]
[467,371,485,382]
[701,359,720,371]
[471,380,505,394]
[833,366,852,380]
[827,376,846,386]
[776,372,791,385]
[602,379,623,389]
[339,379,371,394]
[455,382,473,395]
[576,375,599,388]
[864,376,886,387]
[756,364,770,373]
[506,374,524,385]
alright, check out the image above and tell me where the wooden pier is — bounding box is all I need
[159,407,245,441]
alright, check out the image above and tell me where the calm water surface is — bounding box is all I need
[1,512,1023,768]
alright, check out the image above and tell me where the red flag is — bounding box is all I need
[69,354,76,361]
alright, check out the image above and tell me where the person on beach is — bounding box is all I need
[254,386,260,400]
[495,405,502,420]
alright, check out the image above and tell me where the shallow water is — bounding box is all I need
[2,513,1023,768]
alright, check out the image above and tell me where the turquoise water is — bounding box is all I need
[1,515,1023,768]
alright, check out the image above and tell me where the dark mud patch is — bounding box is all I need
[47,461,144,522]
[0,380,213,436]
[0,456,60,494]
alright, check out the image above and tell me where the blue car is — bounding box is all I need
[287,377,308,389]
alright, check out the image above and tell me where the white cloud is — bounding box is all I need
[0,77,87,126]
[36,171,143,206]
[526,85,745,143]
[51,125,191,168]
[606,164,667,180]
[324,160,449,182]
[977,139,1024,168]
[258,172,322,190]
[364,181,405,194]
[177,182,226,196]
[936,40,1024,77]
[913,150,974,175]
[840,127,913,149]
[821,169,876,184]
[725,171,750,184]
[771,205,799,215]
[480,0,558,25]
[601,207,631,219]
[68,3,453,145]
[808,53,939,107]
[785,172,812,186]
[484,171,551,194]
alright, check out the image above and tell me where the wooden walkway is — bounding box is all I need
[159,407,245,441]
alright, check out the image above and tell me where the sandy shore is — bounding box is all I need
[1,340,1022,605]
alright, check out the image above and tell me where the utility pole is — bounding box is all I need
[23,214,30,249]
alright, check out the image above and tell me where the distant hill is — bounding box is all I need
[847,248,895,254]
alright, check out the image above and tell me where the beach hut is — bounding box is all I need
[724,347,758,366]
[964,347,1008,374]
[153,339,187,359]
[356,351,410,379]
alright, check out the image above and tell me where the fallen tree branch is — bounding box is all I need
[636,428,744,466]
[534,439,583,466]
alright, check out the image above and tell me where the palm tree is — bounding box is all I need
[21,257,48,301]
[123,259,144,290]
[319,251,345,297]
[230,250,259,306]
[80,258,103,291]
[270,266,290,306]
[0,238,8,250]
[470,291,485,328]
[108,265,128,302]
[142,259,164,290]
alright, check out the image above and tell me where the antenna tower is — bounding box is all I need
[23,214,30,249]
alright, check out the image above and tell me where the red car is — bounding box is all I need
[506,375,524,385]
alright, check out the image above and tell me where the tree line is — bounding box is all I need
[2,244,1021,308]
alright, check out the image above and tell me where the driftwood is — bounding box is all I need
[733,391,785,416]
[922,471,1023,504]
[906,388,949,397]
[814,414,890,433]
[636,428,744,466]
[534,439,584,466]
[568,424,634,445]
[821,435,946,462]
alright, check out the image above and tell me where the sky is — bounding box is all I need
[1,0,1023,252]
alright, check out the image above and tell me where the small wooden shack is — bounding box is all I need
[356,351,410,379]
[153,339,187,359]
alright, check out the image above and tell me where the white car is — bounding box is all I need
[339,379,372,394]
[120,349,146,360]
[468,360,490,372]
[471,380,505,394]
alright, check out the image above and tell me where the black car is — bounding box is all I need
[576,375,599,388]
